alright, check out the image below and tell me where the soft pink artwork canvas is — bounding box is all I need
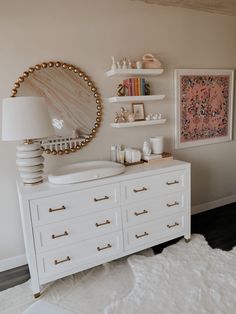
[180,75,230,143]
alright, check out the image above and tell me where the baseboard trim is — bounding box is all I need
[192,194,236,215]
[0,254,27,272]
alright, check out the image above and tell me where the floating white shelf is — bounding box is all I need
[106,95,165,103]
[110,119,167,128]
[106,68,164,77]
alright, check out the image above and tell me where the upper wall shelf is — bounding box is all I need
[106,69,164,77]
[106,95,165,103]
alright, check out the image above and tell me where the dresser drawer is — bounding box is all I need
[122,170,186,203]
[123,192,187,227]
[30,183,120,226]
[124,212,186,250]
[34,207,122,252]
[37,231,123,277]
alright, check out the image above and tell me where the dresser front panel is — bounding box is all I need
[124,212,186,250]
[37,231,123,278]
[122,191,187,227]
[30,183,120,226]
[122,170,186,203]
[34,207,122,252]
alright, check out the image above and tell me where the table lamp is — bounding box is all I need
[1,96,54,184]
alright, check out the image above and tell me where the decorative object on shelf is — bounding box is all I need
[175,69,234,149]
[150,136,164,154]
[117,78,149,97]
[117,84,127,96]
[136,61,143,69]
[127,112,135,122]
[145,113,163,121]
[1,96,54,184]
[111,56,117,70]
[142,53,162,69]
[132,103,145,121]
[113,107,129,123]
[127,59,132,69]
[11,60,103,155]
[122,58,128,69]
[116,60,122,69]
[142,141,152,156]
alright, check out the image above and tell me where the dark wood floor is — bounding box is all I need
[0,202,235,292]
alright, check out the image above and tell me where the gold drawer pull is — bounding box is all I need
[167,222,179,228]
[54,256,71,265]
[135,231,149,239]
[49,205,66,213]
[95,220,111,227]
[134,209,148,216]
[52,231,68,239]
[166,180,179,186]
[97,243,112,251]
[133,187,148,193]
[166,201,179,207]
[94,196,109,202]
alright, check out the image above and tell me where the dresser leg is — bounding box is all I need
[184,237,191,243]
[34,292,41,299]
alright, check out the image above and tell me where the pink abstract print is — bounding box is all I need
[180,75,229,143]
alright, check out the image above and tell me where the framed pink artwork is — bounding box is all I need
[175,69,234,149]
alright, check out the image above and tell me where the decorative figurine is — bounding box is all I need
[116,60,122,69]
[142,141,152,156]
[120,107,128,122]
[111,56,117,70]
[114,112,120,123]
[127,112,135,122]
[136,61,143,69]
[122,58,128,69]
[127,59,132,69]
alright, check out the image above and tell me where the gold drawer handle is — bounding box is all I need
[54,256,71,265]
[166,180,179,186]
[135,231,149,239]
[166,201,179,207]
[95,220,111,227]
[52,231,69,239]
[134,209,148,216]
[97,243,112,251]
[94,196,109,202]
[133,187,148,193]
[49,205,66,213]
[167,222,179,228]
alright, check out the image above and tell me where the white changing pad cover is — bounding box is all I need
[23,300,75,314]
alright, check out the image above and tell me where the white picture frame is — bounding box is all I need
[174,69,234,149]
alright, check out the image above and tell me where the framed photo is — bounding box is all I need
[175,69,234,149]
[132,103,145,121]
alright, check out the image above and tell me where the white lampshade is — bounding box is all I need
[2,96,54,141]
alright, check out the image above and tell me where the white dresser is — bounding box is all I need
[17,160,191,297]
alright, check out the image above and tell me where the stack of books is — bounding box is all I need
[122,77,147,96]
[142,152,173,164]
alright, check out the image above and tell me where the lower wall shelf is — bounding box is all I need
[110,119,167,128]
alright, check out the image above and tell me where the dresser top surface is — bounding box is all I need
[17,159,190,199]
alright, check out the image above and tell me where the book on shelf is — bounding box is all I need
[122,77,148,96]
[142,152,173,164]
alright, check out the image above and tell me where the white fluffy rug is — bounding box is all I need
[1,234,236,314]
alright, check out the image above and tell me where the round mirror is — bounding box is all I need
[11,61,102,155]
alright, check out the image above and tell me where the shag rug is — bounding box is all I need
[1,234,236,314]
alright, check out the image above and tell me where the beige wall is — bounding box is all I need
[0,0,236,263]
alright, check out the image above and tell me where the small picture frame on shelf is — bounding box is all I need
[132,103,145,121]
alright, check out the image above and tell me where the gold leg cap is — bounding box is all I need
[34,292,41,298]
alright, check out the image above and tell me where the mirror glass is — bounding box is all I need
[12,61,102,155]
